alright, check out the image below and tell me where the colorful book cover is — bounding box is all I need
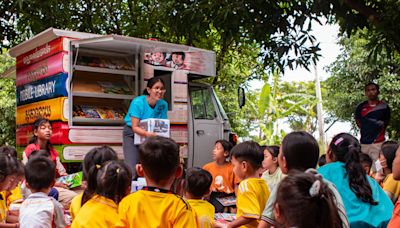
[216,195,236,207]
[97,107,116,119]
[97,81,131,95]
[80,105,101,119]
[56,172,83,188]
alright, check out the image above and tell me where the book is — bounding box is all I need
[98,81,131,95]
[97,107,116,119]
[216,195,236,207]
[214,213,236,222]
[134,118,170,144]
[80,105,101,118]
[56,172,83,188]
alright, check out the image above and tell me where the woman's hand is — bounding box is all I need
[146,132,158,137]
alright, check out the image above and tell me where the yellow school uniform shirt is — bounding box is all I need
[384,174,400,200]
[71,194,118,228]
[187,199,215,228]
[6,184,23,206]
[115,189,196,228]
[69,193,83,221]
[0,192,6,223]
[236,178,270,228]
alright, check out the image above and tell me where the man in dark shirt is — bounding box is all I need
[355,82,390,169]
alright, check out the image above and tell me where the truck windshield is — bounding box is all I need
[191,88,216,120]
[213,89,229,120]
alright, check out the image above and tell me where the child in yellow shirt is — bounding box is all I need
[226,141,270,228]
[71,160,132,227]
[115,136,196,228]
[69,145,118,221]
[184,167,215,228]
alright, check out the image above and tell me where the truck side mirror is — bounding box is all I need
[238,87,245,109]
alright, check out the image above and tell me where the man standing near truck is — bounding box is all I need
[355,82,390,169]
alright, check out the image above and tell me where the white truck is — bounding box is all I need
[9,28,241,170]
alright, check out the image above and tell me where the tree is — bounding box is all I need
[325,29,400,140]
[3,0,323,74]
[0,51,16,146]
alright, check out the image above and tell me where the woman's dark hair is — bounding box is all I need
[81,145,118,206]
[381,140,399,171]
[29,118,52,151]
[281,131,319,171]
[329,133,377,205]
[142,77,165,95]
[96,160,132,204]
[215,139,233,157]
[276,171,343,228]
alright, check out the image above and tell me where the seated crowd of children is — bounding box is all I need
[1,119,400,227]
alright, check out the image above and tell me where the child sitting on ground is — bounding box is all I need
[226,141,269,228]
[115,136,196,228]
[71,160,132,227]
[274,171,343,228]
[259,131,349,228]
[0,149,22,228]
[318,154,327,167]
[359,153,373,175]
[19,156,66,228]
[69,145,118,221]
[184,167,215,228]
[319,133,392,227]
[260,146,284,192]
[380,141,400,203]
[203,140,238,212]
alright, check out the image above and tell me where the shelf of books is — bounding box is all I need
[73,65,136,76]
[70,47,136,127]
[73,92,135,100]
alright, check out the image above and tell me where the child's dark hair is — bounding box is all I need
[0,146,18,158]
[329,133,377,205]
[381,140,399,171]
[24,156,55,190]
[215,139,233,157]
[28,149,51,160]
[359,153,372,169]
[266,145,279,158]
[29,118,52,151]
[82,145,118,206]
[184,167,212,199]
[143,77,165,95]
[139,136,180,183]
[318,154,326,167]
[96,160,132,204]
[281,131,319,171]
[276,171,343,228]
[0,153,21,183]
[231,141,264,170]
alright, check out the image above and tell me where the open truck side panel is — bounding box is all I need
[10,28,232,169]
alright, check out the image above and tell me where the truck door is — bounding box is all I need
[189,83,224,167]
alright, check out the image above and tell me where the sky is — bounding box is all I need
[249,21,353,143]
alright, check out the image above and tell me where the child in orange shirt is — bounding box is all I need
[203,140,238,212]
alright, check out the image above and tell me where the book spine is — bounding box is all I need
[16,97,68,125]
[16,52,69,86]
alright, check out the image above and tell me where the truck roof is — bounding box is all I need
[9,27,214,57]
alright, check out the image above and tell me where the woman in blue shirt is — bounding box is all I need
[123,77,168,178]
[318,133,393,228]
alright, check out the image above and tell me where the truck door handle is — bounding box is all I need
[196,130,205,136]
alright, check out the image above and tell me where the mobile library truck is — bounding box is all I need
[9,28,239,171]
